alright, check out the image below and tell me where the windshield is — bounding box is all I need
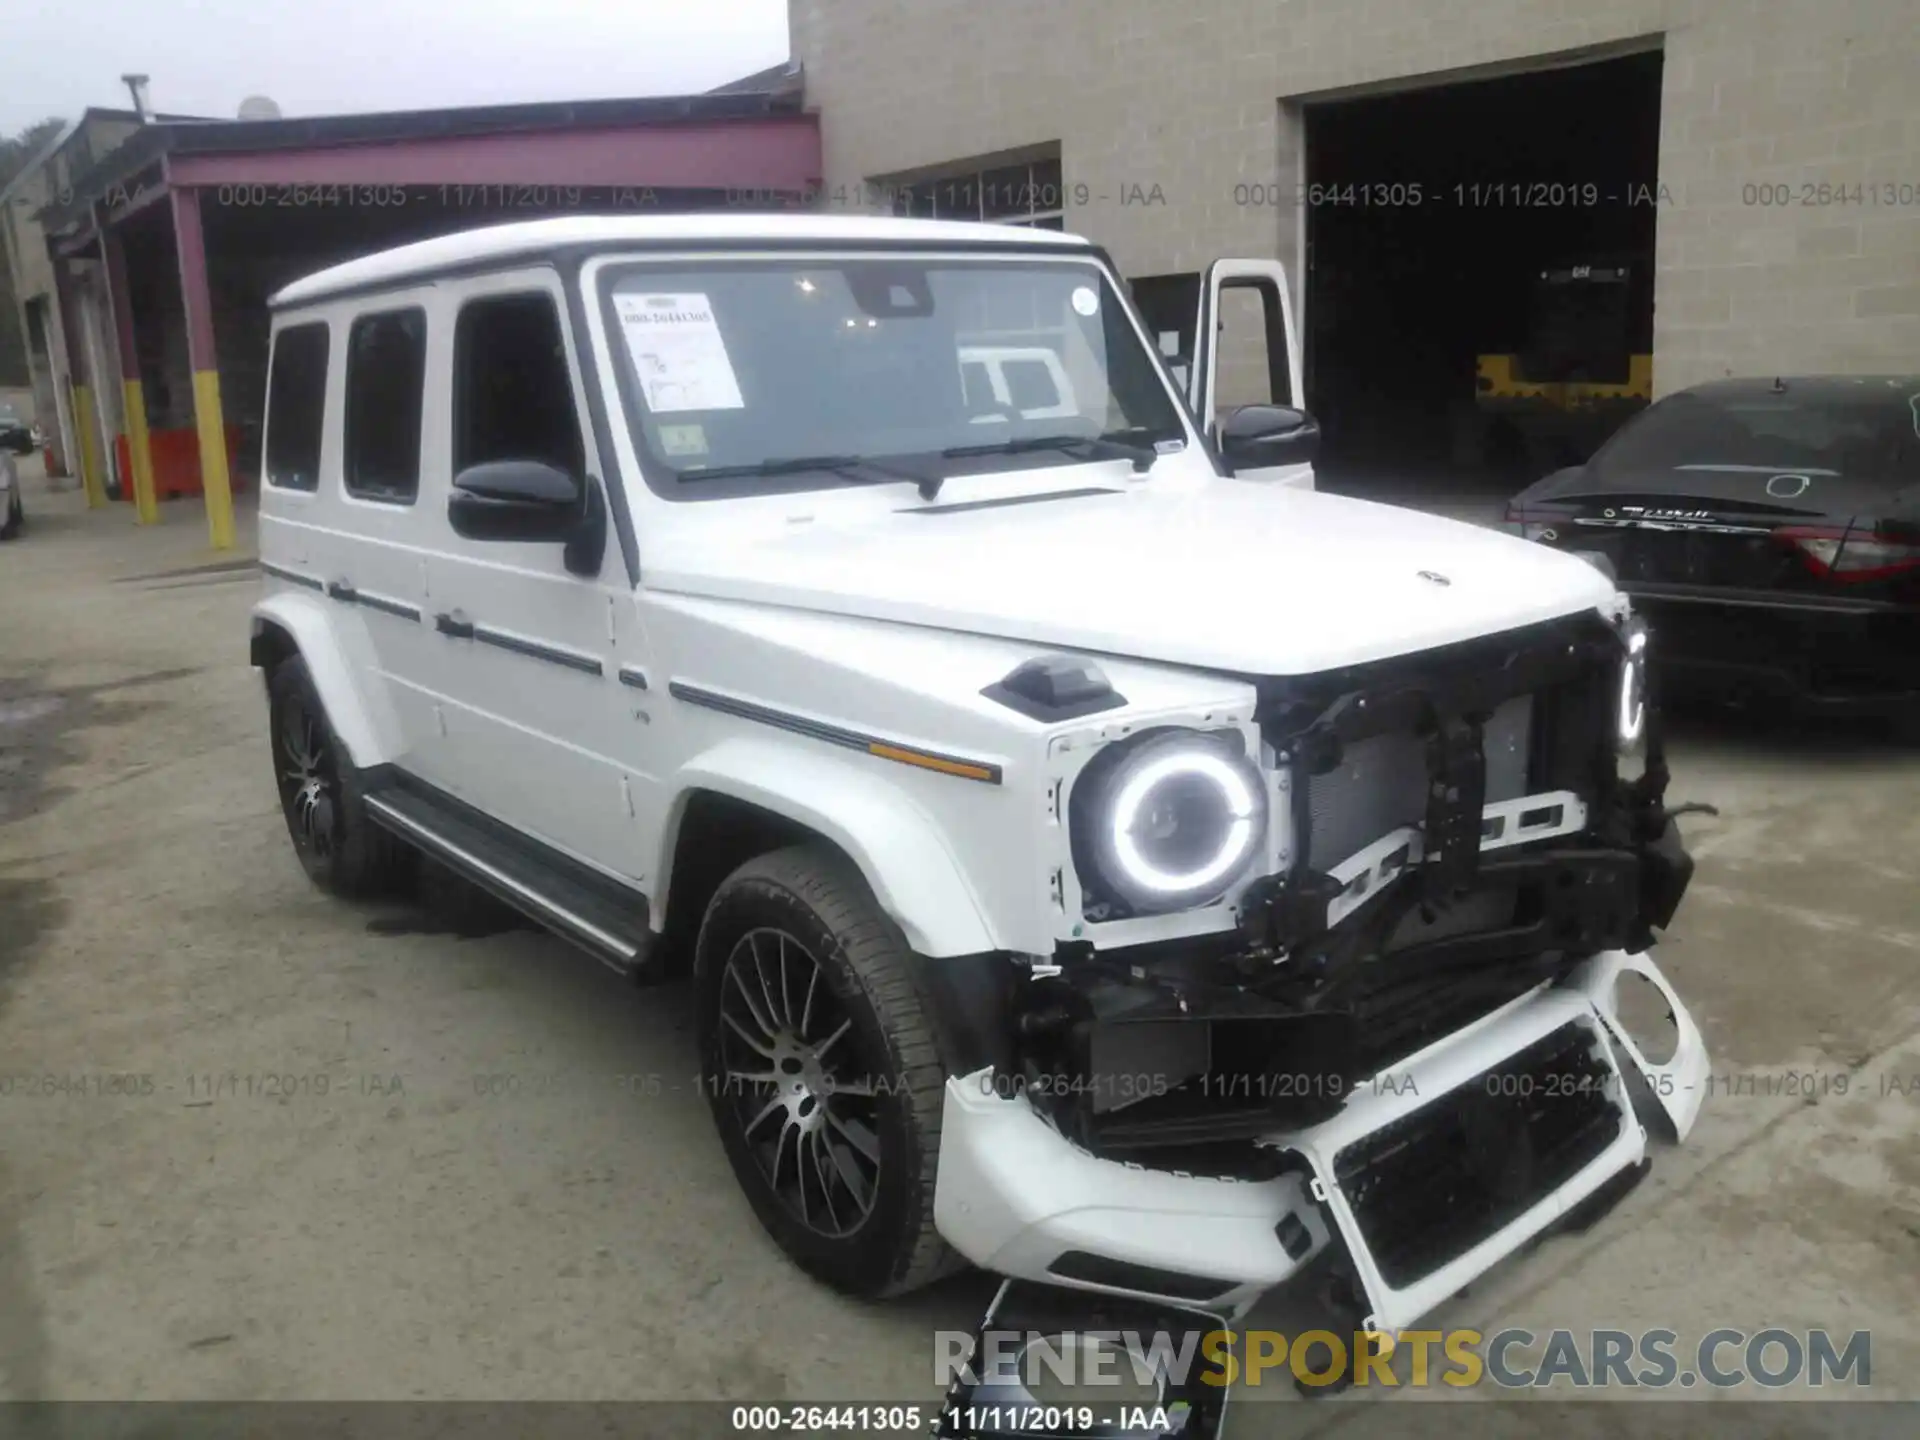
[1590,386,1920,489]
[597,255,1187,498]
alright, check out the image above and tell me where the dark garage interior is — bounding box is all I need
[1302,48,1664,502]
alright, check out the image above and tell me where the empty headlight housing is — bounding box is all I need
[1069,728,1267,917]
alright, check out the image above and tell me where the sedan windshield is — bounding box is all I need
[1590,385,1920,489]
[598,255,1187,497]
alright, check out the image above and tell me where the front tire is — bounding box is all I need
[266,655,410,897]
[0,490,20,540]
[694,846,962,1299]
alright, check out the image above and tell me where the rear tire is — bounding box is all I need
[694,845,963,1299]
[267,654,411,898]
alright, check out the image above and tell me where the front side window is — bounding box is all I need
[598,255,1185,498]
[344,307,427,503]
[264,322,329,491]
[453,292,585,482]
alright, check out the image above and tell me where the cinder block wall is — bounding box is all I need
[792,0,1920,395]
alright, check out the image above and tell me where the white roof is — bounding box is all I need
[269,213,1092,308]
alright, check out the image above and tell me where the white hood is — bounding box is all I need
[649,477,1619,676]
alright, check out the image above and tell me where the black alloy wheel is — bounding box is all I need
[695,846,961,1298]
[266,655,409,896]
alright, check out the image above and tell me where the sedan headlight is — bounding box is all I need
[1617,617,1650,754]
[1069,729,1267,915]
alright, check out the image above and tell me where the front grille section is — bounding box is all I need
[1332,1021,1622,1289]
[1306,695,1533,870]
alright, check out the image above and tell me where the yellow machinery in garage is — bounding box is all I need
[1462,257,1652,476]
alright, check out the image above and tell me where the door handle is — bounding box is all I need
[434,610,474,639]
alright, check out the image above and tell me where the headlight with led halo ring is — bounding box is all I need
[1617,615,1650,754]
[1068,729,1268,916]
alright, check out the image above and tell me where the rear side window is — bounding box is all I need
[264,322,329,491]
[344,307,427,502]
[453,292,585,480]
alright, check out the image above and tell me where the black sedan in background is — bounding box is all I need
[1505,376,1920,724]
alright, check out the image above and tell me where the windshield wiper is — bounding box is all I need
[939,431,1160,474]
[675,453,865,481]
[677,432,1167,504]
[674,453,931,487]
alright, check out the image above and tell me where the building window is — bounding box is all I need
[889,152,1065,228]
[264,322,330,492]
[453,293,584,481]
[343,308,426,503]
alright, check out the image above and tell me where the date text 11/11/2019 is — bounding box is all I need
[1232,181,1676,208]
[208,183,681,210]
[725,1404,1185,1434]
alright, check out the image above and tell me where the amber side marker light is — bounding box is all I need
[868,742,1001,784]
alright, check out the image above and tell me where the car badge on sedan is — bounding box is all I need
[1765,473,1812,499]
[1418,570,1452,587]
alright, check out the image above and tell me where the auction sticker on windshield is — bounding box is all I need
[614,292,745,413]
[658,423,709,457]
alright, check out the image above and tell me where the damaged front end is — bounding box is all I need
[930,610,1708,1433]
[1013,610,1693,1162]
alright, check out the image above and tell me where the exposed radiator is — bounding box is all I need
[1304,694,1533,870]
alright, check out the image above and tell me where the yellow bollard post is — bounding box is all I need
[169,186,235,551]
[104,228,160,525]
[72,383,109,508]
[191,369,235,551]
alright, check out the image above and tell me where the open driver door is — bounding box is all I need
[1186,258,1318,489]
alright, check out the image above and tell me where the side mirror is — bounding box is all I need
[448,460,605,577]
[1218,404,1320,474]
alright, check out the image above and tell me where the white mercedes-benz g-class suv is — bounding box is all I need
[252,214,1706,1363]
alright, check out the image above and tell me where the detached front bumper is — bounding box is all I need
[932,947,1707,1329]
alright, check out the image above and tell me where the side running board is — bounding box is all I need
[362,786,655,980]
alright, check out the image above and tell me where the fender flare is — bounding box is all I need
[663,736,999,958]
[249,592,402,770]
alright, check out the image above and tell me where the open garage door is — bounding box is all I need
[1302,48,1663,505]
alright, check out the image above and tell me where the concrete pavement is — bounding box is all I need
[1,469,1915,1427]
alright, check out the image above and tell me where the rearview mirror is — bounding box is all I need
[448,460,605,577]
[1218,404,1319,474]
